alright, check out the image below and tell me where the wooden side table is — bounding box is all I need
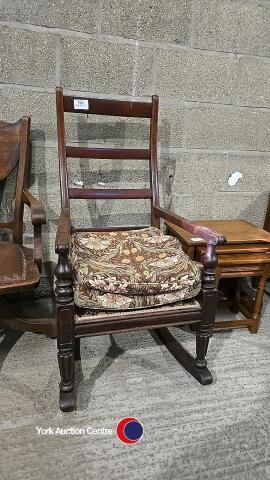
[166,219,270,333]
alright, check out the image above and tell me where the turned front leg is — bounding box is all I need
[55,252,75,411]
[195,243,218,368]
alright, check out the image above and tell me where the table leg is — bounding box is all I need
[249,271,269,334]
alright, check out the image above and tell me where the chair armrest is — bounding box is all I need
[153,206,227,246]
[22,189,46,272]
[55,208,71,254]
[22,189,46,225]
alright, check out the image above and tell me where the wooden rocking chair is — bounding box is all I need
[55,87,226,412]
[0,117,53,336]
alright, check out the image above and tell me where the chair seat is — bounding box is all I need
[0,242,39,294]
[70,227,203,311]
[75,298,201,324]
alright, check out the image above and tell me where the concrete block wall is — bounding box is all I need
[1,0,270,269]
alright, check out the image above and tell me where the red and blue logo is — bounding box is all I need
[116,417,144,444]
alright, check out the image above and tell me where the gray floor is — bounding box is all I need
[1,296,270,480]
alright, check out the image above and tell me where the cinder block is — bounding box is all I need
[64,111,150,146]
[161,152,226,197]
[194,0,270,57]
[65,103,184,148]
[0,88,56,141]
[186,106,270,151]
[170,194,213,220]
[223,154,270,193]
[0,26,56,87]
[211,192,269,227]
[61,37,155,95]
[0,0,98,33]
[171,192,268,226]
[237,57,270,108]
[69,199,151,229]
[156,49,237,104]
[159,105,185,147]
[101,0,191,45]
[67,158,150,190]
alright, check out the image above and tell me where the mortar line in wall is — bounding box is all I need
[31,139,270,157]
[172,192,268,198]
[1,81,270,112]
[151,48,159,94]
[0,83,55,93]
[161,146,270,156]
[2,20,270,63]
[55,36,61,86]
[232,55,240,106]
[181,107,189,149]
[96,0,103,34]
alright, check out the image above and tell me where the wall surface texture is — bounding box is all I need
[1,0,270,269]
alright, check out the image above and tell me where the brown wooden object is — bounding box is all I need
[55,87,226,412]
[166,219,270,334]
[0,118,54,336]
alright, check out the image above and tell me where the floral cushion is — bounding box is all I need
[70,227,203,311]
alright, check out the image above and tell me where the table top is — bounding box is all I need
[166,219,270,246]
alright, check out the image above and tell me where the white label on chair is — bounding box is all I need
[74,99,89,110]
[191,237,204,242]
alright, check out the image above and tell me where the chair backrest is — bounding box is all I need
[0,117,30,243]
[56,87,160,231]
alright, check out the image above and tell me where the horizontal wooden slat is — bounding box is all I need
[0,221,13,229]
[63,96,152,118]
[66,146,150,159]
[69,188,152,200]
[71,225,149,233]
[75,313,201,337]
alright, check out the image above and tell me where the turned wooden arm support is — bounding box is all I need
[153,207,227,247]
[22,189,46,225]
[55,208,71,254]
[22,189,46,272]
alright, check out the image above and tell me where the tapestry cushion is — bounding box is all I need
[70,227,203,310]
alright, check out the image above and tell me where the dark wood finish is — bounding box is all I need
[63,95,152,117]
[150,96,160,228]
[264,194,270,233]
[71,225,149,233]
[66,146,150,159]
[166,219,270,334]
[55,86,226,412]
[0,118,50,335]
[69,187,152,200]
[0,120,21,180]
[75,306,201,337]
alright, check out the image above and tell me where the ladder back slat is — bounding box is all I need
[69,188,152,200]
[66,146,150,160]
[63,96,152,118]
[71,225,149,233]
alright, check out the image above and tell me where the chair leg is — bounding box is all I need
[57,343,75,412]
[75,337,81,361]
[194,244,218,372]
[55,252,75,412]
[249,272,268,334]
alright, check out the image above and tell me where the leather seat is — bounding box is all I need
[70,227,203,310]
[0,242,39,293]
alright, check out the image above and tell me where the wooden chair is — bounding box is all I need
[0,118,53,336]
[55,87,226,412]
